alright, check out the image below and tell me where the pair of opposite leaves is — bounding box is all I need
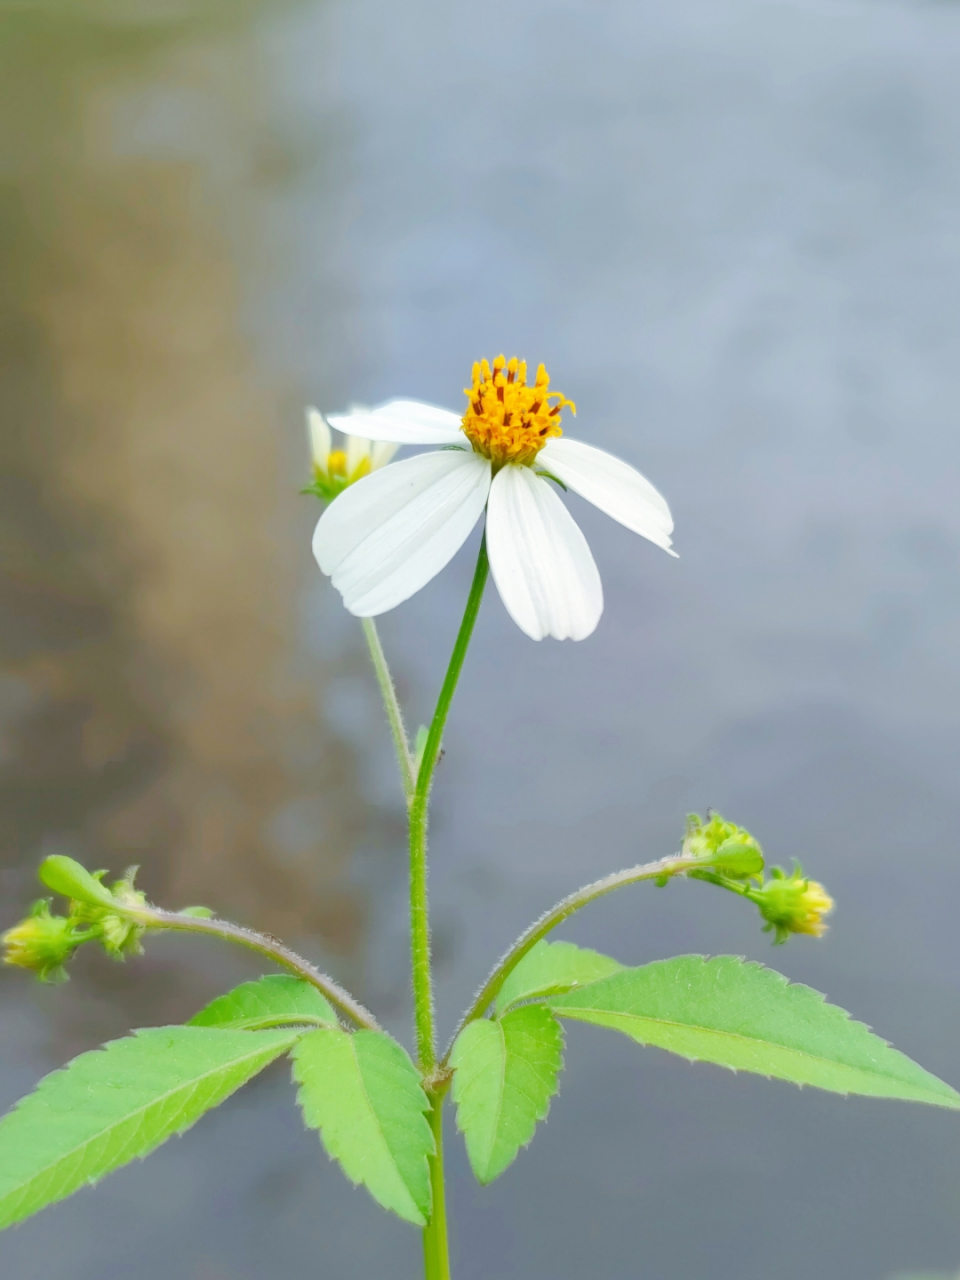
[0,940,957,1230]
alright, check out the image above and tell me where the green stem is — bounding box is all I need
[441,851,704,1064]
[422,1090,451,1280]
[362,616,416,801]
[134,907,382,1031]
[409,533,489,1072]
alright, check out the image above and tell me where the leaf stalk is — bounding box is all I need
[442,852,703,1064]
[132,907,382,1032]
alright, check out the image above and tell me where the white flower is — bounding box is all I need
[311,357,675,641]
[307,406,399,500]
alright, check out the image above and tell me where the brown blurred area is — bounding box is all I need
[0,1,367,994]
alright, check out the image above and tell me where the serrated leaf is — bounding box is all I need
[292,1028,433,1225]
[450,1005,564,1184]
[495,939,624,1013]
[0,1026,300,1231]
[189,975,338,1031]
[550,956,960,1108]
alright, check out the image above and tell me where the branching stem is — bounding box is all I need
[362,616,416,801]
[133,907,382,1032]
[441,852,703,1064]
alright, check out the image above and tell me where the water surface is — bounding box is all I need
[3,1,960,1276]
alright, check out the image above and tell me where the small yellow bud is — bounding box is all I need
[326,449,348,478]
[305,408,398,502]
[751,866,834,944]
[2,902,82,983]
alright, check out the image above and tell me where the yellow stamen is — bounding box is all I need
[461,354,575,468]
[326,450,347,478]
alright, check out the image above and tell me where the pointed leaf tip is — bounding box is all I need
[550,956,960,1109]
[0,1026,300,1231]
[451,1005,564,1184]
[495,939,624,1013]
[293,1028,433,1225]
[189,975,338,1031]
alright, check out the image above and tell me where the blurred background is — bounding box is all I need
[2,0,960,1276]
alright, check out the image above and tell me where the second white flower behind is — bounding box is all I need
[312,357,675,641]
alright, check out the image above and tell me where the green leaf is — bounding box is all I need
[0,1026,300,1231]
[495,939,624,1013]
[450,1006,564,1184]
[550,956,960,1108]
[292,1028,433,1225]
[189,975,338,1031]
[38,856,115,909]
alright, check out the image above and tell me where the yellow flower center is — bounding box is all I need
[461,355,575,469]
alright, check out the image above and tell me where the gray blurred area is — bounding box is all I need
[2,0,960,1276]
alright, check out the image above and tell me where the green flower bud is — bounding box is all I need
[2,902,83,983]
[683,813,764,879]
[68,867,149,959]
[748,865,834,944]
[305,409,398,502]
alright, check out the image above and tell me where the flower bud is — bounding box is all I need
[305,404,399,499]
[305,407,399,501]
[749,865,834,944]
[70,868,149,959]
[2,902,82,983]
[683,813,764,879]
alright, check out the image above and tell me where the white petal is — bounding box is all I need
[327,399,465,445]
[486,466,603,642]
[345,434,372,475]
[539,437,675,554]
[314,450,491,616]
[371,440,400,470]
[307,407,331,469]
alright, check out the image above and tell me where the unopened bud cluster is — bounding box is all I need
[305,408,397,502]
[683,812,834,944]
[746,865,834,944]
[2,858,150,983]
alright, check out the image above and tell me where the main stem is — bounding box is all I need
[408,534,489,1280]
[422,1090,451,1280]
[409,533,489,1073]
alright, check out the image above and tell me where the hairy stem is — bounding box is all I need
[408,534,489,1072]
[362,616,416,801]
[134,907,382,1031]
[442,852,703,1062]
[422,1089,451,1280]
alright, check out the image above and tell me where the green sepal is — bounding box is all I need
[533,468,568,491]
[38,856,115,910]
[703,839,765,879]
